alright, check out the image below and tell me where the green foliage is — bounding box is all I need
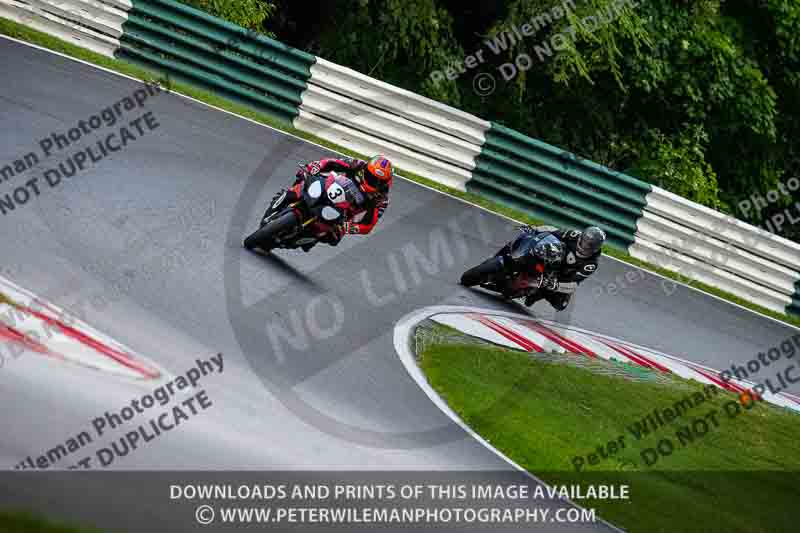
[472,1,779,215]
[0,510,103,532]
[721,0,800,240]
[627,125,721,208]
[179,0,276,35]
[313,0,465,97]
[630,4,777,139]
[492,0,652,91]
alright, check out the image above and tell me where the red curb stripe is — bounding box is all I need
[519,320,596,357]
[540,323,598,357]
[608,341,671,373]
[0,323,51,355]
[684,363,746,394]
[473,315,542,352]
[22,307,160,379]
[468,314,542,352]
[597,339,658,370]
[616,343,669,372]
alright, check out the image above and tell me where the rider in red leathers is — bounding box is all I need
[262,155,393,251]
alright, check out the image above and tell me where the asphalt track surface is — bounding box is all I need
[0,38,798,531]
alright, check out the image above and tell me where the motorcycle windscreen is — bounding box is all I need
[532,234,565,265]
[509,232,545,260]
[510,233,564,264]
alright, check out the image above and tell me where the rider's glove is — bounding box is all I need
[331,222,356,242]
[322,225,344,246]
[294,171,308,186]
[341,221,360,235]
[306,161,322,175]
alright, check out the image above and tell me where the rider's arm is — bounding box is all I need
[303,158,358,176]
[345,195,388,235]
[574,260,599,284]
[534,225,560,235]
[557,259,598,293]
[555,228,598,291]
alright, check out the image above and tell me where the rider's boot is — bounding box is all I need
[524,291,545,307]
[545,292,571,311]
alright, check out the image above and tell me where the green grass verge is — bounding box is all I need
[2,16,798,329]
[419,328,800,533]
[0,511,102,533]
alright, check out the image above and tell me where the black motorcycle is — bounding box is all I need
[243,169,362,253]
[460,229,565,302]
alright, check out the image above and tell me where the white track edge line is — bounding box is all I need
[394,305,626,533]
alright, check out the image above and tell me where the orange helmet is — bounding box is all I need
[361,155,393,194]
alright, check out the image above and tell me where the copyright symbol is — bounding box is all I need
[195,505,215,525]
[473,72,496,97]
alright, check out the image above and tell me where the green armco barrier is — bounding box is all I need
[790,281,800,317]
[471,122,652,250]
[118,0,316,124]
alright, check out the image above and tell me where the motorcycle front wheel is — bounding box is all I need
[243,210,299,252]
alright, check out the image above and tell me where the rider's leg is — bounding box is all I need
[262,183,302,227]
[494,243,512,257]
[524,291,546,307]
[298,231,338,253]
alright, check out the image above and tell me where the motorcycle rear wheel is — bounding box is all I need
[243,210,299,252]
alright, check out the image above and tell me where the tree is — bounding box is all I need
[179,0,276,35]
[308,0,465,103]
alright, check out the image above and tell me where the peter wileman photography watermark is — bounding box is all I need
[719,334,800,398]
[571,381,783,470]
[0,76,171,216]
[430,1,579,85]
[737,176,800,236]
[571,383,721,471]
[0,192,218,373]
[429,0,641,97]
[13,354,223,470]
[635,391,764,468]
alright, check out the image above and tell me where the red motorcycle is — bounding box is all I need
[243,171,362,253]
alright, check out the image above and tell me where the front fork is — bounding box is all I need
[496,256,547,298]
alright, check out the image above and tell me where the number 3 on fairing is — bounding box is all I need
[327,183,345,202]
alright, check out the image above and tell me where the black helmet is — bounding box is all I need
[576,226,606,258]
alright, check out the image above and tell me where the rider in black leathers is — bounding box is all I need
[502,225,606,311]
